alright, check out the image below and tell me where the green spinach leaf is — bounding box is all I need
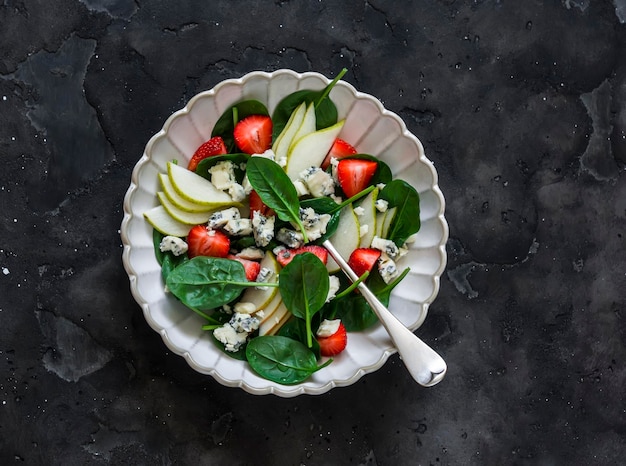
[379,179,421,246]
[245,157,308,241]
[279,253,329,347]
[165,256,253,311]
[246,335,331,384]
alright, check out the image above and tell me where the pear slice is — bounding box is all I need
[238,252,280,313]
[375,211,386,238]
[167,162,236,207]
[157,192,215,225]
[356,187,378,248]
[144,205,193,237]
[159,173,214,213]
[273,101,307,164]
[259,301,290,336]
[265,311,293,336]
[287,102,316,152]
[326,204,360,273]
[381,206,397,238]
[285,120,345,180]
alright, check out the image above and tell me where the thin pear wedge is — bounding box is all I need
[157,192,216,225]
[159,173,214,213]
[287,103,316,152]
[144,205,193,237]
[357,187,378,248]
[272,101,307,164]
[238,252,281,312]
[285,120,345,180]
[326,204,360,273]
[381,206,397,238]
[167,162,237,207]
[259,301,290,336]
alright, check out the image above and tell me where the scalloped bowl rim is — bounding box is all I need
[121,69,448,397]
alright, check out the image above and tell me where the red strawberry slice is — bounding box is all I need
[336,158,378,198]
[227,254,261,281]
[317,321,348,356]
[186,225,231,258]
[233,115,273,154]
[321,138,357,169]
[248,189,274,218]
[187,136,227,171]
[275,245,328,267]
[348,248,381,277]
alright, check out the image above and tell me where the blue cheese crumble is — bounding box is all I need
[208,206,241,229]
[252,211,275,247]
[213,312,260,352]
[298,167,335,197]
[375,199,389,213]
[209,161,246,202]
[295,207,331,242]
[223,218,253,236]
[255,267,274,289]
[276,227,304,248]
[371,235,400,259]
[378,253,399,284]
[159,236,188,256]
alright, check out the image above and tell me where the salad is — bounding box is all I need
[144,69,421,385]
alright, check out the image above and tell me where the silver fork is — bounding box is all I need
[323,240,447,387]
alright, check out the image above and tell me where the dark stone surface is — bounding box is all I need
[1,1,625,464]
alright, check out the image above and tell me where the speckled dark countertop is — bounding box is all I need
[1,1,626,464]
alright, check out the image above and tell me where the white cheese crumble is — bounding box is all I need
[276,227,304,248]
[159,236,188,256]
[378,252,399,284]
[209,161,236,190]
[299,167,335,197]
[326,275,340,303]
[209,160,246,201]
[295,207,331,242]
[208,206,240,229]
[371,235,400,259]
[255,267,273,289]
[293,179,309,197]
[213,312,260,352]
[223,218,253,236]
[252,211,275,247]
[353,206,365,216]
[237,247,265,261]
[316,319,341,337]
[375,199,389,213]
[359,224,369,238]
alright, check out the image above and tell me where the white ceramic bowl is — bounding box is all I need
[121,69,448,397]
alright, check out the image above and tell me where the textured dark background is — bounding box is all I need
[1,1,625,464]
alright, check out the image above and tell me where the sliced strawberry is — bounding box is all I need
[186,225,230,258]
[336,158,378,198]
[275,245,329,267]
[227,254,261,281]
[233,115,273,154]
[248,189,273,218]
[187,136,227,171]
[317,322,348,356]
[321,138,357,169]
[348,248,381,277]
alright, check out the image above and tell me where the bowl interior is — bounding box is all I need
[121,69,448,397]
